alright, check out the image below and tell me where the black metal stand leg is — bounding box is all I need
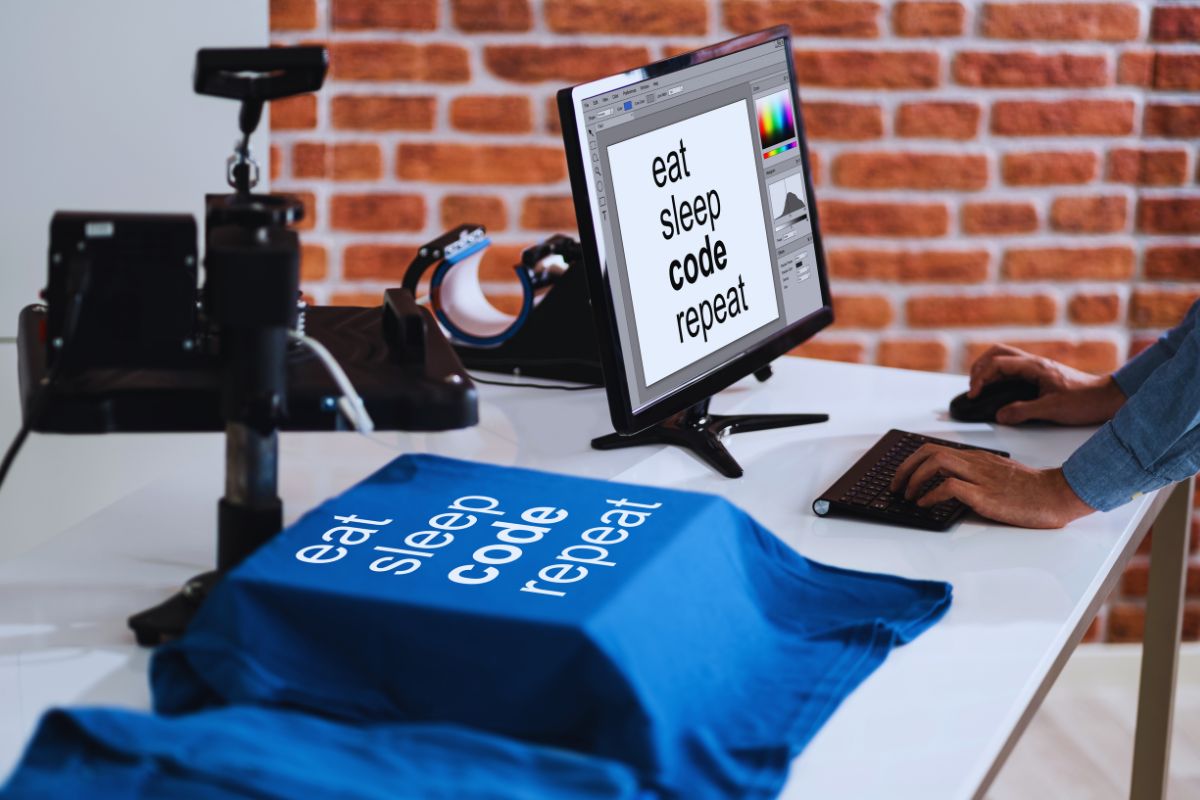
[592,398,828,478]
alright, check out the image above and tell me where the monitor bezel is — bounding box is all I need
[558,25,834,435]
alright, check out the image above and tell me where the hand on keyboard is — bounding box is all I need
[812,430,1001,531]
[890,443,1094,529]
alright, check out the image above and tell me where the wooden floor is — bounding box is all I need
[988,645,1200,799]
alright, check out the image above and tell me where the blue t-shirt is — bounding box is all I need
[146,454,951,799]
[1,706,647,799]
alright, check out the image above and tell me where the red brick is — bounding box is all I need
[1145,247,1200,281]
[1068,293,1121,325]
[291,142,324,179]
[962,202,1038,235]
[330,194,425,232]
[269,144,281,183]
[270,95,317,130]
[331,292,386,307]
[478,244,531,284]
[819,201,949,237]
[907,294,1057,327]
[1130,336,1157,360]
[895,102,980,140]
[1107,603,1144,643]
[787,340,867,363]
[892,2,964,36]
[397,143,566,184]
[333,144,383,180]
[1002,151,1097,185]
[1003,247,1134,280]
[1050,195,1127,234]
[1118,51,1154,86]
[954,52,1108,88]
[832,295,894,329]
[271,0,317,30]
[1154,54,1200,91]
[1106,149,1189,186]
[1121,557,1151,596]
[441,195,508,232]
[449,96,534,134]
[291,191,317,231]
[804,103,884,141]
[546,97,562,135]
[484,45,652,83]
[725,0,881,37]
[1152,6,1200,41]
[1144,105,1200,138]
[980,2,1140,41]
[992,100,1134,136]
[877,339,949,371]
[1128,559,1200,598]
[661,45,695,59]
[964,340,1119,373]
[520,196,578,231]
[1130,289,1200,328]
[1138,198,1200,234]
[292,142,384,181]
[794,50,940,89]
[827,249,989,282]
[332,0,437,29]
[300,243,328,281]
[330,42,469,82]
[343,244,421,280]
[551,0,708,35]
[1128,599,1200,642]
[451,0,532,31]
[331,96,436,131]
[810,150,822,185]
[832,153,987,190]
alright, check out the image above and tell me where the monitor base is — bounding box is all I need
[591,397,827,478]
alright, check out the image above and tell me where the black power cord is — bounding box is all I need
[466,357,603,392]
[468,373,602,392]
[0,424,31,492]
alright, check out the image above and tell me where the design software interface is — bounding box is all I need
[579,39,822,413]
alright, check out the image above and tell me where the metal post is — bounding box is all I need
[217,421,282,570]
[1130,476,1193,800]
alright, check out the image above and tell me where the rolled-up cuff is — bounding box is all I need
[1113,343,1168,398]
[1062,423,1168,512]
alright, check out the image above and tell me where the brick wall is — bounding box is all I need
[268,0,1200,643]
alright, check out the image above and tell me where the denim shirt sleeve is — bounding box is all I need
[1112,299,1200,397]
[1063,299,1200,512]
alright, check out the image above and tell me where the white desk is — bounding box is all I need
[0,348,1189,799]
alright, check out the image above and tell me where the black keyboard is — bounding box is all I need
[812,429,1009,531]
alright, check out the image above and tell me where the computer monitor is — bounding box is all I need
[558,26,833,478]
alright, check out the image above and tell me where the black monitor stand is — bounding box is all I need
[591,395,827,478]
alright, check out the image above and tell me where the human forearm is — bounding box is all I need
[1062,322,1200,512]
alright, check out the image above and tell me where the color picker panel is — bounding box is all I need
[756,90,795,152]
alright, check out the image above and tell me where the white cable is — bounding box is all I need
[289,331,375,434]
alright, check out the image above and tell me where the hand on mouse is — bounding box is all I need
[967,344,1126,426]
[889,444,1095,529]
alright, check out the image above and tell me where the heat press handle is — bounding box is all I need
[194,47,328,102]
[195,47,328,138]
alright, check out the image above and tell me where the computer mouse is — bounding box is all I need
[949,378,1040,423]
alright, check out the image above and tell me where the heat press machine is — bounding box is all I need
[401,227,603,385]
[12,46,478,645]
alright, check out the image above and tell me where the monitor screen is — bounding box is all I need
[559,28,832,433]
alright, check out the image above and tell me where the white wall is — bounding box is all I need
[0,0,269,337]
